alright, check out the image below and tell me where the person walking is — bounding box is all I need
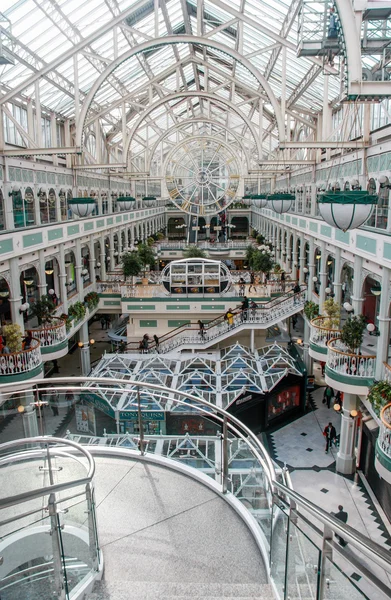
[241,296,249,322]
[333,505,348,546]
[280,271,286,293]
[100,317,106,330]
[49,387,59,416]
[224,309,234,328]
[142,334,150,354]
[323,385,334,409]
[250,300,258,320]
[323,422,337,453]
[293,282,301,304]
[105,316,111,329]
[198,320,205,339]
[238,277,245,297]
[248,271,256,293]
[153,334,160,353]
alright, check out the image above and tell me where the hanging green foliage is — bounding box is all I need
[367,380,391,415]
[68,301,86,323]
[304,301,319,321]
[29,295,55,325]
[137,243,156,276]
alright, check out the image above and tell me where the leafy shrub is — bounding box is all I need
[367,380,391,415]
[84,291,99,310]
[68,301,86,322]
[304,301,319,321]
[3,323,23,352]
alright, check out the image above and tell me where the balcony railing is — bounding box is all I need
[326,338,376,381]
[26,318,67,352]
[378,403,391,462]
[0,338,42,377]
[310,316,341,350]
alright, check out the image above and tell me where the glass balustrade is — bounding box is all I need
[0,379,389,600]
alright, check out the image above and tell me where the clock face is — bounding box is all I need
[165,137,241,216]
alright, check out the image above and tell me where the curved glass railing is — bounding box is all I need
[0,377,389,600]
[0,436,100,600]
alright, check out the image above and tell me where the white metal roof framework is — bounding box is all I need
[1,0,343,173]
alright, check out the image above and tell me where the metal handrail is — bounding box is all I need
[0,436,95,509]
[380,403,391,431]
[1,377,390,576]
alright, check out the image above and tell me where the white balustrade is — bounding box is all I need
[27,318,67,348]
[0,339,42,376]
[159,290,306,352]
[97,282,122,294]
[310,317,341,348]
[383,363,391,383]
[326,338,376,379]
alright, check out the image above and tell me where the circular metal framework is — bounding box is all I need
[165,137,240,216]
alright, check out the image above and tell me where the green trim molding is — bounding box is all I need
[325,365,374,388]
[0,363,43,383]
[48,228,63,241]
[0,238,14,254]
[140,320,157,327]
[356,235,376,255]
[23,233,43,248]
[309,342,327,355]
[40,340,68,355]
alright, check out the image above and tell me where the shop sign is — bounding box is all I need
[119,410,165,421]
[81,392,115,418]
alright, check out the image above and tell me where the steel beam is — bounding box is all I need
[73,163,127,170]
[1,147,81,156]
[279,141,368,149]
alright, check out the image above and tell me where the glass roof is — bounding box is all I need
[1,0,341,157]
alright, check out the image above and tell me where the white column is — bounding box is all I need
[351,254,364,315]
[37,249,48,298]
[58,245,68,313]
[9,258,24,330]
[333,247,342,304]
[336,393,358,475]
[318,241,327,310]
[299,237,306,284]
[35,81,43,148]
[75,239,84,303]
[22,405,39,438]
[307,237,315,302]
[79,322,91,376]
[51,113,58,167]
[100,233,107,280]
[375,268,391,380]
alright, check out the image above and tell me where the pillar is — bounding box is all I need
[318,241,327,310]
[37,249,48,298]
[58,245,68,314]
[336,393,358,475]
[9,258,24,330]
[299,236,306,284]
[100,233,107,280]
[74,239,84,303]
[307,237,315,302]
[21,404,39,438]
[79,322,91,377]
[375,267,391,380]
[333,247,342,304]
[351,255,364,315]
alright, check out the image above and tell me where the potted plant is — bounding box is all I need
[322,298,341,329]
[68,301,86,323]
[138,244,156,285]
[121,251,142,284]
[340,314,367,354]
[147,236,155,246]
[367,380,391,415]
[29,295,55,326]
[304,300,319,321]
[3,323,23,352]
[60,313,72,332]
[252,249,274,276]
[183,246,207,259]
[84,291,99,310]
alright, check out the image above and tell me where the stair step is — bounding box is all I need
[85,581,274,599]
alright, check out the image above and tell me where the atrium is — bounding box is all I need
[0,1,391,599]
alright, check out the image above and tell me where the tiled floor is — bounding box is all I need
[268,385,391,593]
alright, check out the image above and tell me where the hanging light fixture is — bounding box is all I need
[243,194,268,208]
[45,268,54,275]
[23,278,34,286]
[317,190,377,232]
[267,192,295,214]
[68,198,96,218]
[370,284,381,296]
[117,196,136,211]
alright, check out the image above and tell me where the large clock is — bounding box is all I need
[165,136,241,216]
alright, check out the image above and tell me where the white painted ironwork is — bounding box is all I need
[27,318,67,348]
[0,339,42,376]
[326,338,376,379]
[309,316,341,349]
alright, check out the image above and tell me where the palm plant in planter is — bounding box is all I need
[183,246,207,259]
[121,251,142,283]
[340,314,367,353]
[137,244,156,283]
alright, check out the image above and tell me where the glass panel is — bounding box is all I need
[270,502,289,598]
[286,520,320,599]
[323,556,367,599]
[58,487,95,597]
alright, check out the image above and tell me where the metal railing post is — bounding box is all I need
[222,417,229,494]
[86,482,99,570]
[318,524,333,600]
[48,492,67,600]
[137,388,145,456]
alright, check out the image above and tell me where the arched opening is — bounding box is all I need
[341,263,354,304]
[20,265,40,321]
[45,257,61,306]
[0,276,11,325]
[64,251,77,298]
[362,275,381,325]
[0,190,5,231]
[230,216,248,239]
[67,189,73,219]
[167,217,186,240]
[39,188,56,224]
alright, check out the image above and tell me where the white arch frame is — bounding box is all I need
[76,35,285,147]
[125,91,264,161]
[146,117,254,173]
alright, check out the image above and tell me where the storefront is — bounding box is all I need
[118,410,166,434]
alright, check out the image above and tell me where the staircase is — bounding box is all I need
[125,287,306,353]
[85,580,274,599]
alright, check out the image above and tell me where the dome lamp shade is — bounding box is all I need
[250,194,268,208]
[267,193,295,214]
[142,196,156,207]
[117,196,136,211]
[68,198,96,218]
[317,191,377,232]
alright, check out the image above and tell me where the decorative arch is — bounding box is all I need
[76,35,285,147]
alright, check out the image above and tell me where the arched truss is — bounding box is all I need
[76,35,285,148]
[124,91,264,163]
[145,118,253,174]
